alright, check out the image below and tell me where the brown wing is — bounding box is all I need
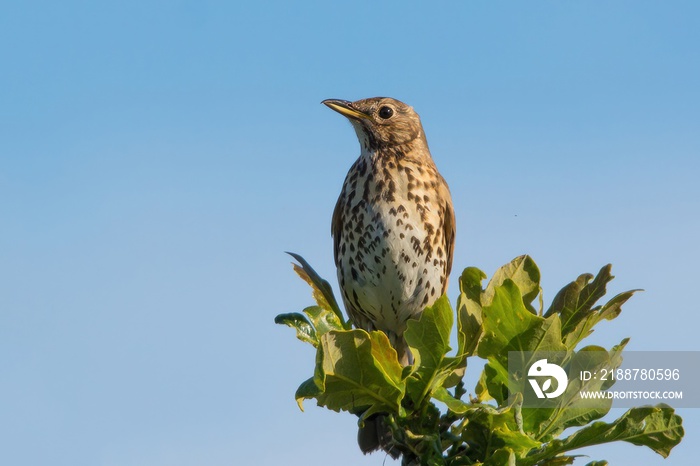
[331,191,344,267]
[439,175,456,294]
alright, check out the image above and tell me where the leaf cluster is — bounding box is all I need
[275,255,684,465]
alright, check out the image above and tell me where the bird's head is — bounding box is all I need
[322,97,427,152]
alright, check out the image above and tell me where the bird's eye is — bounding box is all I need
[378,106,394,119]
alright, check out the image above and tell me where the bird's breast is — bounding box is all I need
[335,155,449,334]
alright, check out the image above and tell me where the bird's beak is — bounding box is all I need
[322,99,371,121]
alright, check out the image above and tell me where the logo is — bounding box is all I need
[528,359,568,399]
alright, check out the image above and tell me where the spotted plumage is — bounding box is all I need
[325,97,455,365]
[323,96,456,459]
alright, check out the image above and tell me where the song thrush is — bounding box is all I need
[324,97,455,456]
[325,96,455,363]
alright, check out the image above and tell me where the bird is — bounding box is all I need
[323,96,456,455]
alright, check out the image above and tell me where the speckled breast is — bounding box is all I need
[334,153,450,337]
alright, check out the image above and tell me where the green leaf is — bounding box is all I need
[302,305,344,336]
[546,265,633,337]
[492,317,568,409]
[287,252,348,328]
[456,268,485,359]
[542,263,639,350]
[616,406,684,457]
[444,268,484,389]
[432,386,470,414]
[544,272,593,319]
[459,399,541,461]
[575,265,614,318]
[478,280,566,361]
[478,279,539,357]
[478,285,567,418]
[526,340,628,441]
[483,448,515,466]
[459,266,487,302]
[274,312,317,346]
[563,290,639,349]
[491,405,542,453]
[483,255,541,313]
[542,348,613,432]
[538,456,577,465]
[474,370,490,402]
[524,405,684,464]
[294,377,322,411]
[297,329,406,417]
[476,278,568,405]
[405,295,455,404]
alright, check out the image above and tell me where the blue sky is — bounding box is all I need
[1,1,698,465]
